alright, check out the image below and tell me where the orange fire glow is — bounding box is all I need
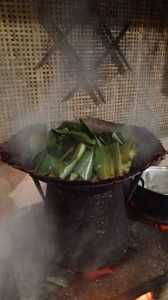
[154,224,168,231]
[135,292,154,300]
[148,220,168,231]
[132,201,168,232]
[81,268,113,280]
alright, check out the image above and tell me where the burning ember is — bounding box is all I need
[135,292,154,300]
[131,201,168,231]
[81,268,114,280]
[153,224,168,231]
[146,220,168,232]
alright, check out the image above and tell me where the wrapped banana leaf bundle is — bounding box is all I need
[27,119,136,181]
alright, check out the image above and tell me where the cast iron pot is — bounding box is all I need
[132,167,168,226]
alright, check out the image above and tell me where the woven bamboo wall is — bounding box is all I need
[0,0,168,143]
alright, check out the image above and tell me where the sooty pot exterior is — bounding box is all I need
[45,181,128,272]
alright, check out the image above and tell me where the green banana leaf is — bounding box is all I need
[112,142,123,177]
[31,150,46,170]
[53,129,95,146]
[59,146,75,162]
[54,143,86,179]
[120,143,136,163]
[73,149,94,180]
[79,119,103,147]
[36,153,59,175]
[29,120,137,181]
[29,134,47,157]
[122,160,132,173]
[112,132,123,145]
[47,126,62,156]
[94,142,123,180]
[120,143,131,163]
[57,121,84,132]
[115,132,125,144]
[101,132,123,145]
[120,143,136,173]
[113,125,134,143]
[101,132,113,145]
[48,129,78,159]
[94,145,115,180]
[69,172,79,181]
[129,143,136,160]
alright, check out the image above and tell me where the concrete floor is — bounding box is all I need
[0,137,168,299]
[0,164,44,260]
[0,164,45,300]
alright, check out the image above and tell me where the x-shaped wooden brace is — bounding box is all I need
[35,11,131,105]
[63,22,132,103]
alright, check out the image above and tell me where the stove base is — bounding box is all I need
[9,202,168,300]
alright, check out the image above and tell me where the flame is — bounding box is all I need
[135,292,153,300]
[148,220,168,231]
[154,224,168,231]
[81,268,113,280]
